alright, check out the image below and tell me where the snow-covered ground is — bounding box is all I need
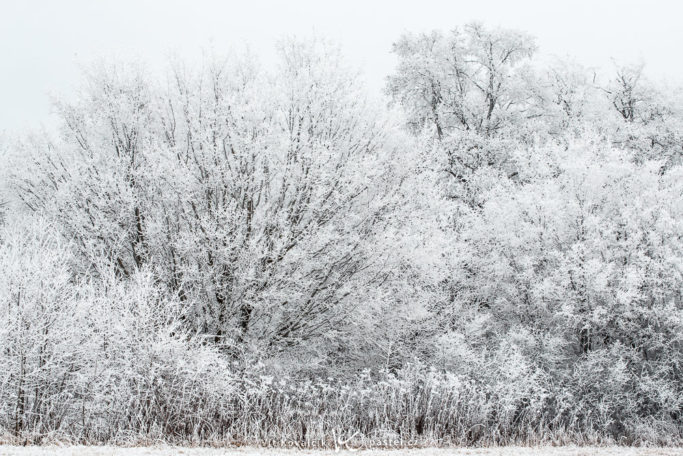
[0,447,681,456]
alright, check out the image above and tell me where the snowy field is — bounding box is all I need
[0,447,681,456]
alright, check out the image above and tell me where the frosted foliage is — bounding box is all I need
[1,28,682,447]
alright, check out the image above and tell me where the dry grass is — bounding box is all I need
[0,445,682,456]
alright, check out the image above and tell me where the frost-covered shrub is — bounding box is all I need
[0,218,235,443]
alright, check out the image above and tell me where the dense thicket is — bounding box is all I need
[0,26,681,447]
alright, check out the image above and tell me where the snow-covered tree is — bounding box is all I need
[17,40,409,366]
[388,23,536,139]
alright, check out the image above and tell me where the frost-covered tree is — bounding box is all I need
[388,24,683,439]
[599,63,683,168]
[434,138,683,427]
[0,133,9,227]
[17,40,408,366]
[388,23,536,139]
[387,24,539,218]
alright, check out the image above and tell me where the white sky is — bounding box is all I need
[1,0,682,133]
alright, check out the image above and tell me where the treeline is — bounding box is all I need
[0,25,681,447]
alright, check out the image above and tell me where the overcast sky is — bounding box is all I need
[2,0,682,133]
